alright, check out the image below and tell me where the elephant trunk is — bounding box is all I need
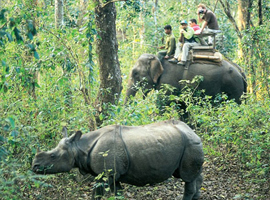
[125,80,138,104]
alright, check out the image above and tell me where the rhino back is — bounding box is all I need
[119,121,185,186]
[84,120,202,186]
[172,120,202,145]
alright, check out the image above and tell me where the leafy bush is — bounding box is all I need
[178,91,269,183]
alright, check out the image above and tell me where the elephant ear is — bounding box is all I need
[149,57,164,84]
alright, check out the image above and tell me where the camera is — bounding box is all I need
[199,9,204,14]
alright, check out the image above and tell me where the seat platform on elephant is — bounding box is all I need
[192,46,214,50]
[195,31,221,37]
[195,31,221,49]
[184,32,223,68]
[188,46,222,65]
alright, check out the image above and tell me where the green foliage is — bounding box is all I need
[0,2,98,198]
[0,0,269,199]
[239,24,270,97]
[176,90,269,182]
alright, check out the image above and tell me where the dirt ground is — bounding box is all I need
[118,155,269,200]
[26,154,269,200]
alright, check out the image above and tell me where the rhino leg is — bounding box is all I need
[174,142,204,200]
[193,174,203,199]
[183,180,196,200]
[110,181,123,196]
[182,175,202,200]
[92,176,123,200]
[108,177,123,196]
[183,175,203,200]
[91,182,104,200]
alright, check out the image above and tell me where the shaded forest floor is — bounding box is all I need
[24,154,269,200]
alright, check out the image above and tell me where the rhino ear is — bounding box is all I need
[62,127,68,138]
[68,131,82,143]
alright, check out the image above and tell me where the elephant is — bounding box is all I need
[126,53,247,104]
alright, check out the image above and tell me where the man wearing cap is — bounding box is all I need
[168,20,199,65]
[157,25,176,61]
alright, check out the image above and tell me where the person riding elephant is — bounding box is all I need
[168,20,200,66]
[126,53,247,105]
[189,18,201,34]
[197,3,221,46]
[157,25,176,61]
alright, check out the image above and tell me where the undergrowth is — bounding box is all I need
[1,81,269,199]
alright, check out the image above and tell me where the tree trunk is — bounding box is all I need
[258,0,262,25]
[238,0,252,31]
[219,0,258,95]
[94,1,122,125]
[139,0,145,47]
[55,0,64,28]
[26,0,39,99]
[153,0,158,47]
[237,0,256,95]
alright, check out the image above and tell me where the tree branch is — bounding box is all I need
[0,22,7,29]
[218,0,242,39]
[43,28,78,63]
[99,0,126,8]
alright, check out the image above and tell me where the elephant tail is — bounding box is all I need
[241,70,247,93]
[231,62,247,93]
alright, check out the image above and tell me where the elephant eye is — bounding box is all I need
[132,70,139,78]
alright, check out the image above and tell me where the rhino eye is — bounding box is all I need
[50,153,56,159]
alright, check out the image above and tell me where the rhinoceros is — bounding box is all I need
[32,120,204,200]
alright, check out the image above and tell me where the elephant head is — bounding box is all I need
[125,54,164,102]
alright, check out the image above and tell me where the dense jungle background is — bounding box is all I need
[0,0,269,199]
